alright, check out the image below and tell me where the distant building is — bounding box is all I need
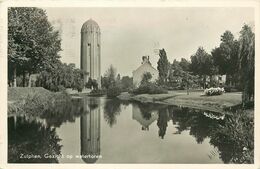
[133,56,159,87]
[215,75,226,85]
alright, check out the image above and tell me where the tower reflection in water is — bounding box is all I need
[80,97,101,163]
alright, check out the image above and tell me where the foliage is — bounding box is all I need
[102,65,124,97]
[120,76,133,92]
[133,82,167,95]
[211,31,240,86]
[72,68,84,92]
[204,87,225,96]
[107,85,122,98]
[86,77,98,90]
[211,31,239,76]
[89,89,105,96]
[35,62,84,92]
[157,48,170,84]
[179,58,191,72]
[140,72,152,85]
[102,65,117,90]
[190,47,215,76]
[190,47,216,88]
[210,110,254,163]
[168,59,199,90]
[238,25,255,104]
[8,7,61,87]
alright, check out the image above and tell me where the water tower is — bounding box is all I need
[80,19,101,88]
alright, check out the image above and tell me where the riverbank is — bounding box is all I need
[118,90,243,113]
[8,87,71,117]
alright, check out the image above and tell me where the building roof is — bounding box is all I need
[81,19,100,32]
[133,62,158,74]
[133,56,158,74]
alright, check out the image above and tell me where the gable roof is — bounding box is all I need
[133,62,158,74]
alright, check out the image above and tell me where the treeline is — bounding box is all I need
[8,7,85,91]
[156,24,254,104]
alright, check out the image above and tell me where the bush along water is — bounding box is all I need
[107,85,122,98]
[132,82,168,95]
[8,90,72,117]
[204,87,225,96]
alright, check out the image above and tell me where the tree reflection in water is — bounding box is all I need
[209,111,254,163]
[8,96,253,164]
[157,108,169,139]
[167,106,254,163]
[39,98,84,127]
[128,101,253,163]
[103,98,121,127]
[8,116,62,163]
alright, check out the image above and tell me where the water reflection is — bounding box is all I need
[40,98,85,127]
[157,108,169,139]
[103,99,121,127]
[80,97,101,163]
[8,116,62,163]
[132,103,158,131]
[8,97,254,164]
[132,102,170,139]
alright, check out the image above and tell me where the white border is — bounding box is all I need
[0,0,259,169]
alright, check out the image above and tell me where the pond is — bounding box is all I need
[8,96,254,164]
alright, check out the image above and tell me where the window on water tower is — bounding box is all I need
[97,44,100,56]
[87,43,91,57]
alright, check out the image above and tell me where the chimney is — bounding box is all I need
[142,56,150,64]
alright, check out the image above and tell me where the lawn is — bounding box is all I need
[119,90,242,113]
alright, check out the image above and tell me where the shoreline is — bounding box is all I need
[8,87,245,117]
[117,91,243,113]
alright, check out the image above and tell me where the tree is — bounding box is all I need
[120,76,133,91]
[179,58,190,72]
[168,59,183,88]
[141,72,152,85]
[102,65,117,90]
[168,59,197,92]
[157,48,170,84]
[238,24,255,104]
[91,79,99,90]
[36,62,84,92]
[211,30,239,86]
[86,77,93,89]
[8,7,61,87]
[190,47,215,88]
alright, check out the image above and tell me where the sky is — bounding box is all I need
[44,7,254,76]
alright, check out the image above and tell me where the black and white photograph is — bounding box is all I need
[0,0,259,167]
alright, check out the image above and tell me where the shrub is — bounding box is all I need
[107,86,122,98]
[89,89,105,96]
[133,82,167,95]
[204,87,225,96]
[224,85,231,92]
[224,85,240,93]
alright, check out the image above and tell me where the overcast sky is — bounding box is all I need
[44,7,254,76]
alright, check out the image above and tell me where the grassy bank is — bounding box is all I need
[118,91,243,113]
[8,87,71,117]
